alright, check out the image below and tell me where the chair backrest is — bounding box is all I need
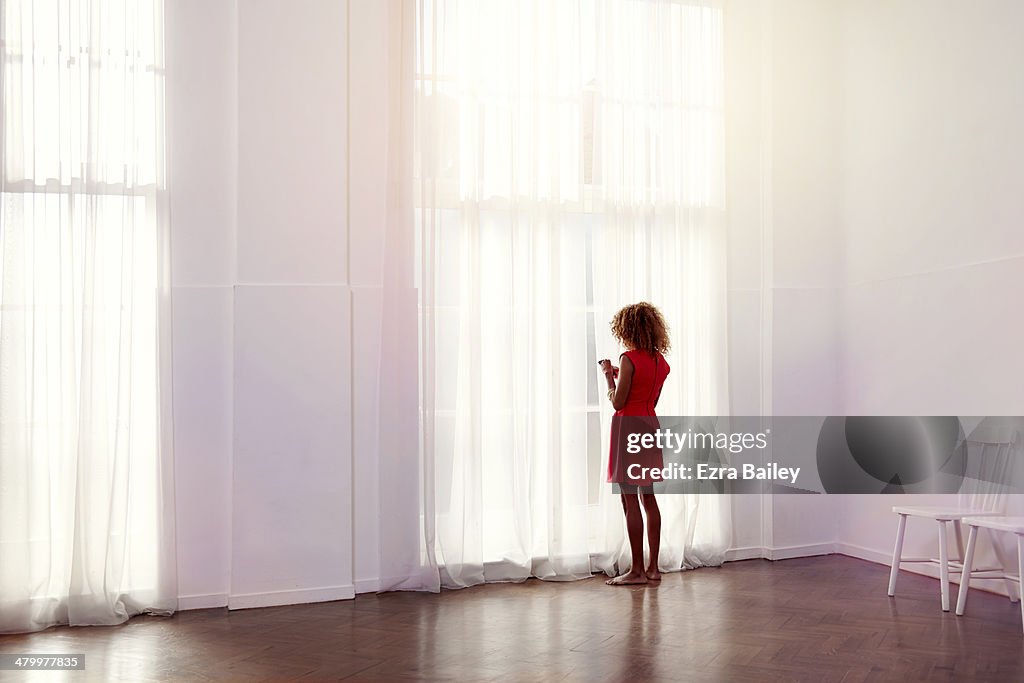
[959,427,1019,513]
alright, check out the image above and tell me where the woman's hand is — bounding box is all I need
[603,355,634,410]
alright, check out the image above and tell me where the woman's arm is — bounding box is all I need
[604,355,633,411]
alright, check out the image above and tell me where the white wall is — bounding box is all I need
[166,0,237,610]
[722,0,847,558]
[725,0,1024,567]
[347,0,389,594]
[232,0,352,609]
[724,0,769,556]
[834,0,1024,583]
[763,0,845,554]
[168,0,355,609]
[733,0,1024,583]
[168,0,414,608]
[727,0,1024,575]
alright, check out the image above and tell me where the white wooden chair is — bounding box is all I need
[887,428,1019,611]
[955,516,1024,632]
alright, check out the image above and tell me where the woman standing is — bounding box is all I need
[599,302,671,586]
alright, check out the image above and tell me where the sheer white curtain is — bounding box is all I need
[0,0,175,632]
[379,0,729,591]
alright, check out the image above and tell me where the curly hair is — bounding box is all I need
[610,302,671,355]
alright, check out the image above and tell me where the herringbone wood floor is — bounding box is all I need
[2,556,1022,681]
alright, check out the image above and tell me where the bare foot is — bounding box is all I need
[646,567,661,582]
[606,572,648,586]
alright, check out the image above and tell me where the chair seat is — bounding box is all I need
[891,506,1002,521]
[961,516,1024,534]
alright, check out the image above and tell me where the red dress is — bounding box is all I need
[607,349,670,487]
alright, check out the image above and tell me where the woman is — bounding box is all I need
[599,302,671,586]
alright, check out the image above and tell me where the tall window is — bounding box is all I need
[0,0,173,632]
[412,0,727,582]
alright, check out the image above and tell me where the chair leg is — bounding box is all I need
[1008,576,1022,604]
[955,525,978,616]
[990,528,1021,603]
[938,520,950,611]
[954,520,965,561]
[888,514,907,597]
[1017,535,1024,634]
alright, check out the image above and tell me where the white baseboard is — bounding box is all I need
[765,542,836,561]
[177,593,229,611]
[724,542,837,562]
[724,545,766,562]
[832,542,891,566]
[721,542,1014,602]
[354,578,380,594]
[835,542,1015,599]
[228,584,356,610]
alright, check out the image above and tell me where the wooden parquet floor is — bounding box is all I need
[1,555,1022,682]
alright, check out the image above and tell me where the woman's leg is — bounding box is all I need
[640,492,661,581]
[607,493,647,585]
